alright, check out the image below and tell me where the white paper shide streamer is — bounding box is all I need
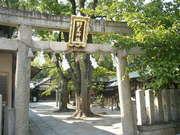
[90,55,98,69]
[61,54,70,71]
[51,52,57,63]
[36,50,45,66]
[111,53,117,68]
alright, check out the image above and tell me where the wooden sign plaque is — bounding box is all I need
[68,15,90,48]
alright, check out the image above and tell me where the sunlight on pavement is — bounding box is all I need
[29,102,122,135]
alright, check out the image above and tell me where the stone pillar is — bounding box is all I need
[175,90,180,120]
[145,89,155,125]
[136,89,147,125]
[15,25,32,135]
[157,92,164,122]
[154,96,159,123]
[0,95,2,135]
[169,89,176,121]
[115,53,135,135]
[161,89,171,122]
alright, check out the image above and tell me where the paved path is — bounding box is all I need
[29,102,122,135]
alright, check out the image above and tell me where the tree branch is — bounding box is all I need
[68,0,76,15]
[93,0,98,10]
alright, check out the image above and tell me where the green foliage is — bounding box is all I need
[5,0,179,91]
[85,0,180,90]
[93,66,115,80]
[90,66,115,95]
[20,0,71,15]
[41,79,57,96]
[18,0,72,95]
[0,0,19,8]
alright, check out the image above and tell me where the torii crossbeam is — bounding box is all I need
[0,7,138,135]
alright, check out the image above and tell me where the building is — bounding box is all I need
[0,52,16,134]
[102,72,141,110]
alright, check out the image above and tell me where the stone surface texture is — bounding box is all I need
[136,90,147,125]
[15,25,32,135]
[115,54,135,135]
[0,7,131,34]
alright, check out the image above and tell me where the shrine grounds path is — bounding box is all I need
[29,102,122,135]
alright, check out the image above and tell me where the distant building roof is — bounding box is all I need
[107,71,140,87]
[129,71,140,78]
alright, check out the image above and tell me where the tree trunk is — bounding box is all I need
[72,35,94,117]
[54,31,70,112]
[60,79,69,111]
[57,79,69,112]
[73,54,93,117]
[56,89,59,107]
[73,91,93,117]
[68,0,98,118]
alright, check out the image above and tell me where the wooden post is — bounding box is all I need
[111,96,114,111]
[115,53,135,135]
[15,25,32,135]
[0,95,2,135]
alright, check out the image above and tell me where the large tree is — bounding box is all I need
[66,0,98,117]
[84,0,180,90]
[12,0,98,116]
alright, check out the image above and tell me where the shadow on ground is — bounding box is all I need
[29,102,122,135]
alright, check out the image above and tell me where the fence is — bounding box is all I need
[135,89,178,125]
[135,89,179,135]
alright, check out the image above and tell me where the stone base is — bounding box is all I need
[174,122,180,134]
[137,124,175,135]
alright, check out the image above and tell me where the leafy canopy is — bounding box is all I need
[84,0,180,90]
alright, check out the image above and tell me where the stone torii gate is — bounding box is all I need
[0,7,140,135]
